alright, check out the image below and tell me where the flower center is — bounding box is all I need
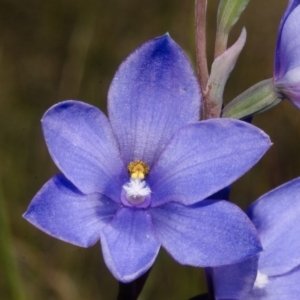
[253,271,269,289]
[122,160,151,207]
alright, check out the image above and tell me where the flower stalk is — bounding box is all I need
[117,268,151,300]
[0,186,26,300]
[195,0,209,118]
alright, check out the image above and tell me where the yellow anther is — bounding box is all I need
[127,160,150,179]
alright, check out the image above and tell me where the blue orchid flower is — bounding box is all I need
[274,0,300,108]
[23,35,271,282]
[206,178,300,300]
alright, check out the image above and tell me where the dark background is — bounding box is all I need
[0,0,298,299]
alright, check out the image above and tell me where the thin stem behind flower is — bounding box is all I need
[195,0,209,93]
[117,268,152,300]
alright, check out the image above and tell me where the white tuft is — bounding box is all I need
[254,271,269,289]
[123,179,151,197]
[123,179,151,205]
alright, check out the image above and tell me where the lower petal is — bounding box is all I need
[151,200,261,267]
[100,208,160,282]
[246,265,300,300]
[23,174,120,247]
[208,255,259,300]
[247,177,300,276]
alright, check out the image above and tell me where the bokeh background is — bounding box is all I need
[0,0,298,299]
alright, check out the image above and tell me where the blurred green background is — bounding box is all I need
[0,0,299,299]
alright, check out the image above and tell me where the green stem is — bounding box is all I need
[0,187,26,300]
[214,29,228,59]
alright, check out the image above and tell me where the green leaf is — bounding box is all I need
[222,79,283,119]
[217,0,250,34]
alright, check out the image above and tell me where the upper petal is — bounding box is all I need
[108,34,201,167]
[207,255,259,300]
[100,207,160,282]
[246,177,300,276]
[149,119,271,206]
[42,100,127,201]
[275,2,300,80]
[150,200,261,267]
[23,174,120,247]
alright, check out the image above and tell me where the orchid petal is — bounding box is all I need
[275,0,300,79]
[275,67,300,108]
[23,174,120,247]
[274,3,300,107]
[101,208,160,282]
[246,265,300,300]
[42,100,127,201]
[208,255,259,300]
[149,119,271,206]
[247,177,300,276]
[151,200,261,267]
[108,34,201,167]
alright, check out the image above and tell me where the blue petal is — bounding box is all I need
[275,0,300,79]
[42,100,127,201]
[247,177,300,276]
[108,34,201,167]
[150,200,261,267]
[208,255,259,300]
[275,67,300,109]
[149,119,271,206]
[100,208,160,282]
[246,265,300,300]
[23,174,120,247]
[274,3,300,107]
